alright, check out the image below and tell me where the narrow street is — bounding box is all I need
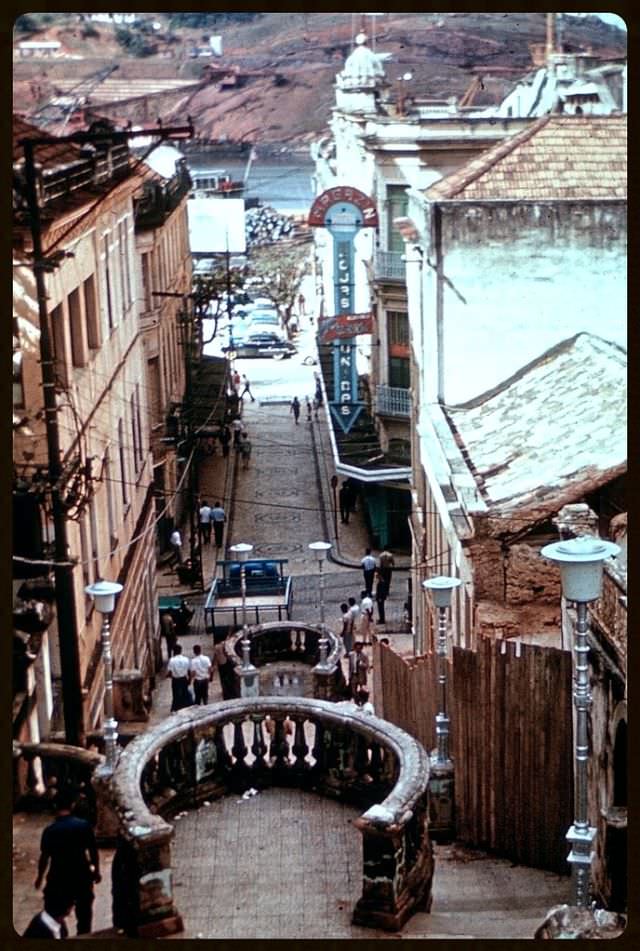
[13,356,570,939]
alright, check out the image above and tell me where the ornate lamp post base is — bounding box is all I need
[427,755,455,842]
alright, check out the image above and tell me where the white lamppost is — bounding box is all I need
[229,542,257,695]
[309,541,332,664]
[85,579,123,773]
[541,535,620,910]
[422,575,461,841]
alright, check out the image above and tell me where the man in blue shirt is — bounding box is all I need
[34,789,101,935]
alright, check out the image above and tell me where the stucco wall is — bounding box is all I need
[424,199,626,405]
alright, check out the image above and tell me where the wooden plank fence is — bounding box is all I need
[373,637,573,874]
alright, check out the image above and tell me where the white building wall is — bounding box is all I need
[416,198,626,406]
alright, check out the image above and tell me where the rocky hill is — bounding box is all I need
[13,12,626,150]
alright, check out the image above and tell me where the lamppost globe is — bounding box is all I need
[85,579,123,615]
[308,541,331,562]
[229,542,253,562]
[540,536,620,602]
[423,575,461,609]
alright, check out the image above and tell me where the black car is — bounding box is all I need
[224,331,296,360]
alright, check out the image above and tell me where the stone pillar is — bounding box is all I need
[113,670,150,721]
[131,827,184,938]
[352,800,434,931]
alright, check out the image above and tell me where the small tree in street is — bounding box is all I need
[191,260,248,344]
[246,243,308,335]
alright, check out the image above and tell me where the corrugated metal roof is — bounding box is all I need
[426,115,627,201]
[448,333,626,514]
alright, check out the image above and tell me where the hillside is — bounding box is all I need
[13,12,626,150]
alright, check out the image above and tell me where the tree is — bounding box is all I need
[246,244,309,335]
[191,260,248,344]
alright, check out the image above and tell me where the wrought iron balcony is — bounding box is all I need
[374,250,405,282]
[375,384,411,418]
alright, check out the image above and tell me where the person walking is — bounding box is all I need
[190,644,213,705]
[169,528,183,565]
[214,634,238,700]
[339,602,354,656]
[160,611,177,660]
[219,424,231,458]
[34,789,101,936]
[231,416,244,449]
[359,590,374,644]
[339,482,350,524]
[378,548,395,592]
[305,396,312,422]
[199,499,212,545]
[23,893,74,938]
[232,369,241,393]
[361,548,377,597]
[239,433,252,470]
[240,374,255,402]
[348,641,370,698]
[211,501,226,548]
[348,596,361,635]
[290,396,300,424]
[375,574,390,625]
[298,292,306,315]
[166,644,192,712]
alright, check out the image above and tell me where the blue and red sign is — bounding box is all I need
[308,187,378,433]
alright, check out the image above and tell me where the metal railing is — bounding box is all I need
[375,384,411,418]
[374,250,405,282]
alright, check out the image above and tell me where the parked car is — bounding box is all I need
[223,331,295,360]
[247,308,280,329]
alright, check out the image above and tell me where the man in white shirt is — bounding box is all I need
[166,644,191,711]
[359,590,374,643]
[170,528,183,565]
[361,548,377,596]
[199,500,212,545]
[210,501,226,548]
[190,644,213,704]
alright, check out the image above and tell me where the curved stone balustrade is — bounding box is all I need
[13,741,104,825]
[109,697,433,936]
[228,622,346,700]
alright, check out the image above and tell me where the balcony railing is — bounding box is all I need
[375,384,411,418]
[109,696,434,936]
[374,250,405,282]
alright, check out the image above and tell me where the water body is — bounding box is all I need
[187,155,316,215]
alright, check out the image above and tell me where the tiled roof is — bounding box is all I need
[13,115,84,168]
[426,115,627,201]
[448,333,626,514]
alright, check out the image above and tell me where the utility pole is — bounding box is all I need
[153,290,204,591]
[19,120,193,746]
[22,138,84,746]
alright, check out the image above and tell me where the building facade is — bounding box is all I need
[12,117,191,751]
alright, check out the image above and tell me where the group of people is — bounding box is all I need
[166,636,240,711]
[231,369,254,403]
[338,592,374,700]
[26,788,101,938]
[290,373,323,425]
[197,499,226,548]
[361,547,395,624]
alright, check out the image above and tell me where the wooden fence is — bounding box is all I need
[374,637,573,874]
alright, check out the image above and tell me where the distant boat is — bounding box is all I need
[189,147,255,200]
[190,169,244,197]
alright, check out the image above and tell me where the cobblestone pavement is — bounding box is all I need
[12,361,571,939]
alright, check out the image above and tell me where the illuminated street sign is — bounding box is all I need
[308,187,378,433]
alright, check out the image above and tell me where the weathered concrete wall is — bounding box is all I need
[505,542,560,606]
[430,200,627,404]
